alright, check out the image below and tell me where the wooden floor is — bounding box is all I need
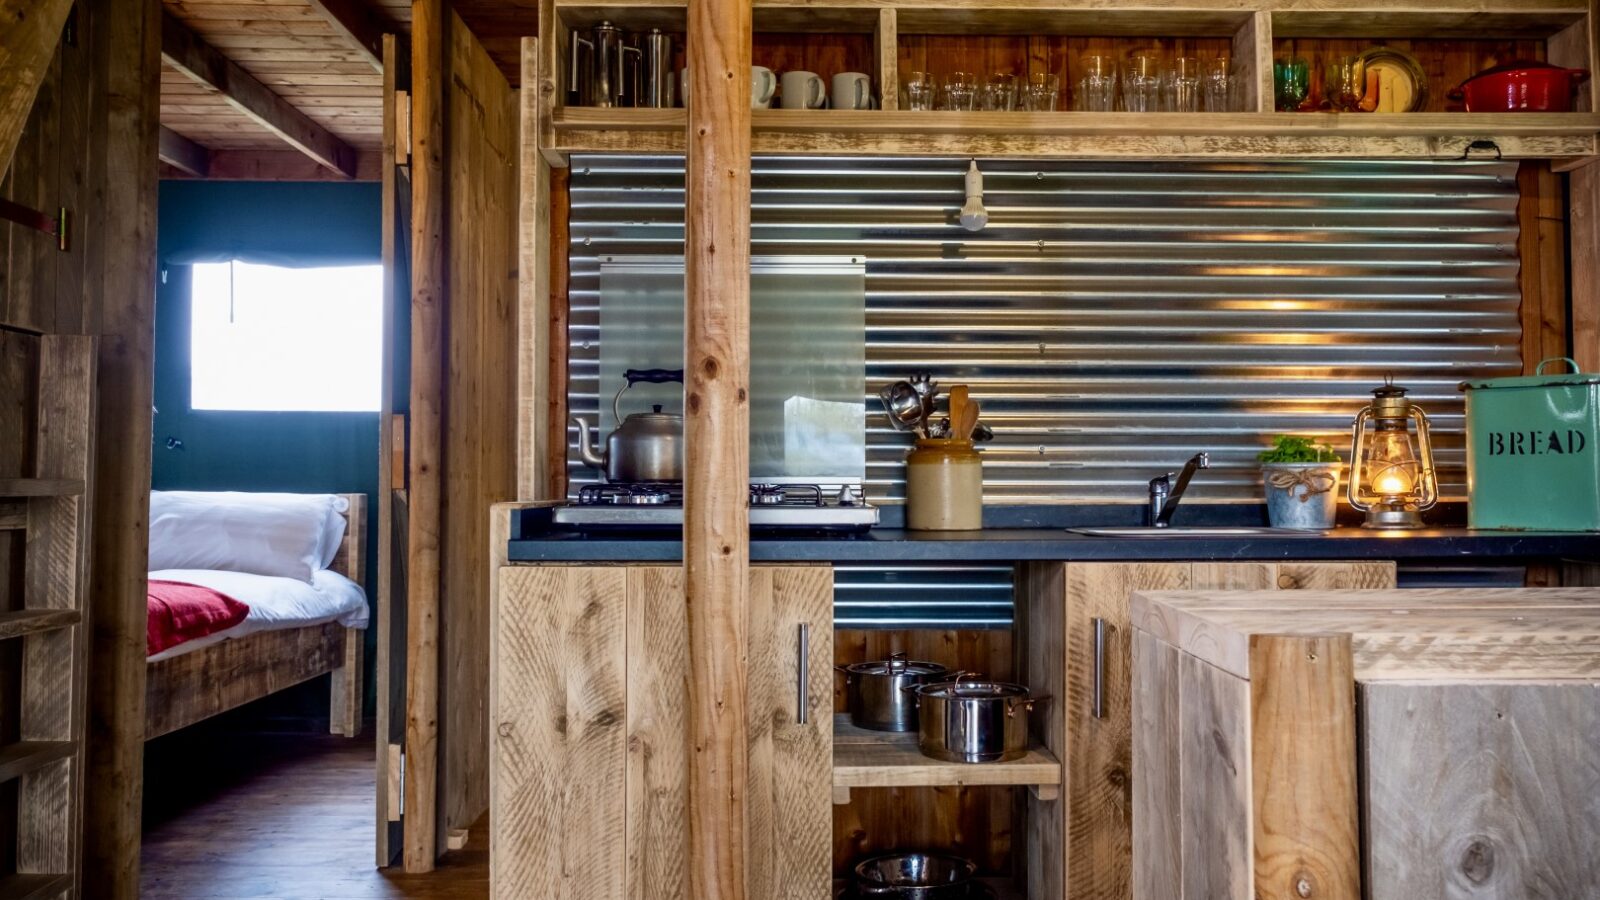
[141,730,487,899]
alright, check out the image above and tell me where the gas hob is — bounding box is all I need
[551,481,878,531]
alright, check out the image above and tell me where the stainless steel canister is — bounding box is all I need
[639,29,676,108]
[910,678,1045,763]
[836,655,952,732]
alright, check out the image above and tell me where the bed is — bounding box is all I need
[144,492,368,739]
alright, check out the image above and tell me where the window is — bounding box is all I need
[190,260,382,412]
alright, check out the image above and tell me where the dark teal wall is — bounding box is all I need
[154,180,383,724]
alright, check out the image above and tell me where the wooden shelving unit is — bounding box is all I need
[832,715,1061,803]
[0,334,96,894]
[0,478,86,498]
[537,0,1600,162]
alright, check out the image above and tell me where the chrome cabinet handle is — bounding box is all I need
[797,623,810,725]
[1091,617,1107,719]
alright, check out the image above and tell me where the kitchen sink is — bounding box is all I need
[1066,526,1329,537]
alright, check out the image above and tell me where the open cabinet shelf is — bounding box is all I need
[833,877,1028,899]
[539,0,1600,161]
[832,714,1062,800]
[552,107,1600,157]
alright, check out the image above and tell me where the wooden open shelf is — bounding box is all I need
[0,874,74,900]
[537,0,1600,161]
[552,107,1600,158]
[0,478,85,498]
[0,610,81,642]
[0,741,76,784]
[832,715,1061,801]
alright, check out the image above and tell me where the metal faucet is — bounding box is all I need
[1148,452,1210,528]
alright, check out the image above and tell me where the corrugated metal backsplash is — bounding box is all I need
[566,155,1522,504]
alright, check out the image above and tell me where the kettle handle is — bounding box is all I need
[614,369,685,426]
[625,368,685,385]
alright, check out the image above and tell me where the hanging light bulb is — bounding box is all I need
[959,160,988,232]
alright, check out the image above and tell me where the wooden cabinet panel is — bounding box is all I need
[1061,563,1193,900]
[748,566,835,900]
[1026,559,1396,900]
[492,564,833,900]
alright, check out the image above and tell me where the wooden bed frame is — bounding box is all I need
[144,493,367,739]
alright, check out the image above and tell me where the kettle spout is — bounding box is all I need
[570,415,607,469]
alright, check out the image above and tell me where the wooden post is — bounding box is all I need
[82,0,160,895]
[1569,160,1600,371]
[404,0,445,873]
[684,0,752,894]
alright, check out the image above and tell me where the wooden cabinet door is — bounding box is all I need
[492,564,832,900]
[1024,562,1192,900]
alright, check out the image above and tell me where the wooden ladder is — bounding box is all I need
[0,333,96,898]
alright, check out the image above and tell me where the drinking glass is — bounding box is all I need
[981,73,1017,111]
[941,72,978,111]
[1324,55,1365,112]
[1074,55,1115,112]
[905,71,937,111]
[1163,56,1201,112]
[1274,56,1310,112]
[1022,72,1061,111]
[1201,56,1233,111]
[1121,50,1163,112]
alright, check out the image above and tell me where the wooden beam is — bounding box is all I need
[159,148,382,182]
[156,125,208,177]
[0,0,75,178]
[683,0,752,896]
[83,0,161,894]
[403,0,445,874]
[304,0,393,74]
[159,10,358,178]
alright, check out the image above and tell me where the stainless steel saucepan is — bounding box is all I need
[909,677,1048,764]
[836,654,955,732]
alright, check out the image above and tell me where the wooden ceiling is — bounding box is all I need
[158,0,534,180]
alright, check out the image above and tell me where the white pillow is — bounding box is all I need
[149,491,350,584]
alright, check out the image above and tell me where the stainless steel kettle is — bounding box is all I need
[571,368,684,483]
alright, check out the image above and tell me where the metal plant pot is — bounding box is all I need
[1262,461,1342,530]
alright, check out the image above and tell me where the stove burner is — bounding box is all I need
[577,483,681,507]
[750,484,787,506]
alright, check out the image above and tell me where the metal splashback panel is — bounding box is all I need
[566,155,1521,506]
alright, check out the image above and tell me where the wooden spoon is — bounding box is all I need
[952,389,980,443]
[948,386,969,440]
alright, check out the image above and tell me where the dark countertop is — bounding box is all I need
[508,505,1600,564]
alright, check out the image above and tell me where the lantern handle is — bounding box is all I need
[1536,357,1581,376]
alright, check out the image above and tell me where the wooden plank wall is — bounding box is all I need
[2,17,90,334]
[440,6,518,849]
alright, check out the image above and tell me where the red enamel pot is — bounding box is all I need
[1451,61,1591,112]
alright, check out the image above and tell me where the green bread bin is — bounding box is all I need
[1460,358,1600,532]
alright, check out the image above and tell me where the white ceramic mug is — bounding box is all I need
[751,66,777,109]
[681,66,780,109]
[780,70,826,110]
[831,72,873,110]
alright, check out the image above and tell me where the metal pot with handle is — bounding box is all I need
[909,676,1047,764]
[836,654,955,732]
[571,368,684,483]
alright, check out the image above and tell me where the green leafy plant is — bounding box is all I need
[1258,435,1339,464]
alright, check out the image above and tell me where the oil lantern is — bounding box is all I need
[1348,381,1438,529]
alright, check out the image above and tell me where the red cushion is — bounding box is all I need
[148,579,251,656]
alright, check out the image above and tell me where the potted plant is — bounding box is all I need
[1259,435,1344,530]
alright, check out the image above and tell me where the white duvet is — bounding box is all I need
[147,567,369,662]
